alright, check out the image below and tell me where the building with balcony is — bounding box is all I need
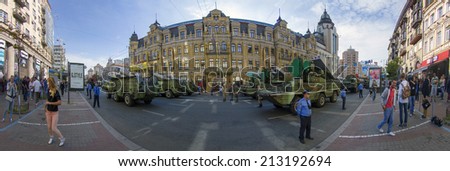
[389,0,450,78]
[0,0,53,80]
[52,44,65,71]
[129,8,339,90]
[342,46,360,78]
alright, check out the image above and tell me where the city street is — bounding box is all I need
[90,90,366,151]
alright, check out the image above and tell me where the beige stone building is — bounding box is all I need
[129,9,339,90]
[0,0,53,80]
[342,47,359,77]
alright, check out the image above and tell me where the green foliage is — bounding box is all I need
[386,57,400,80]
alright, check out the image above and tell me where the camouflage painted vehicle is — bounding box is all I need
[148,74,182,99]
[240,72,263,99]
[259,58,340,114]
[105,75,154,107]
[179,79,198,96]
[342,75,359,93]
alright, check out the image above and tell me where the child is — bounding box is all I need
[340,87,347,110]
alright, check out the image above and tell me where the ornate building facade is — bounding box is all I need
[0,0,53,80]
[129,9,339,87]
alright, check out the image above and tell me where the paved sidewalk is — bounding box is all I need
[0,91,136,151]
[323,94,450,151]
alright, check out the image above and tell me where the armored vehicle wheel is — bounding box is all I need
[124,94,135,107]
[113,94,122,102]
[330,91,338,103]
[315,93,326,108]
[165,90,174,99]
[290,96,301,115]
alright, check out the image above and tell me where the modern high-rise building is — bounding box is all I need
[0,0,54,79]
[129,8,339,90]
[52,44,65,70]
[342,46,359,77]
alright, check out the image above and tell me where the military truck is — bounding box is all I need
[104,74,154,107]
[179,79,198,96]
[148,74,183,99]
[342,75,359,93]
[258,58,340,113]
[240,72,263,99]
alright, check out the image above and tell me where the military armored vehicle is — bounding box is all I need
[258,58,340,114]
[342,75,359,93]
[148,73,183,99]
[104,74,154,107]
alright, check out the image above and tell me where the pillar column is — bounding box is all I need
[28,56,34,78]
[6,45,15,78]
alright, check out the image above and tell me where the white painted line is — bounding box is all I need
[243,100,252,104]
[356,111,384,116]
[268,114,292,120]
[171,117,180,122]
[320,110,349,116]
[211,104,217,114]
[142,110,166,116]
[180,103,195,113]
[188,130,208,151]
[339,120,431,139]
[19,121,100,126]
[59,108,91,111]
[169,103,188,107]
[181,99,191,104]
[132,127,152,139]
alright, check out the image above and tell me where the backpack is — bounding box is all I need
[401,82,410,99]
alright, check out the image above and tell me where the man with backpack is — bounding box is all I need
[398,73,410,128]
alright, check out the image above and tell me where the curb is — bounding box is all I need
[310,94,369,151]
[78,92,147,151]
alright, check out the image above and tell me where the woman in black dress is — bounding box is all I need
[45,77,65,147]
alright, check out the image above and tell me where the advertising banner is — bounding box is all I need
[368,67,381,88]
[0,48,4,66]
[69,63,85,90]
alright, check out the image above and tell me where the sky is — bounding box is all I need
[49,0,405,71]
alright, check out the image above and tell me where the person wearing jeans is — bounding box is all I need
[2,77,17,123]
[398,73,410,128]
[409,76,417,117]
[93,83,100,108]
[377,80,397,136]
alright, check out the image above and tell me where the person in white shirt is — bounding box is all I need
[32,77,42,104]
[397,73,410,128]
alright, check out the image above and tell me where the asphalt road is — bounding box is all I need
[87,90,368,151]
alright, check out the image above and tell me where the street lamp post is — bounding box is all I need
[14,38,22,119]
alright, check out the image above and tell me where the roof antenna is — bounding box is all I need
[215,1,217,9]
[133,25,135,33]
[279,8,281,18]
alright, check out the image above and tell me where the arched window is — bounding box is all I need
[221,41,227,51]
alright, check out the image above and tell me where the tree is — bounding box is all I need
[386,57,400,80]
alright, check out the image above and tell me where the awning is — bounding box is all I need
[421,50,449,68]
[409,66,428,76]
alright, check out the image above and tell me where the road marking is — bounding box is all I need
[169,103,188,107]
[268,114,292,120]
[59,108,91,111]
[142,110,165,116]
[243,100,252,104]
[151,122,159,126]
[441,126,450,133]
[188,130,208,151]
[18,121,100,126]
[211,104,217,114]
[261,127,285,150]
[171,117,180,122]
[132,127,152,139]
[180,103,195,113]
[356,111,384,116]
[181,99,192,104]
[339,120,431,139]
[320,110,349,116]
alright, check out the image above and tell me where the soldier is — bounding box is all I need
[257,84,263,108]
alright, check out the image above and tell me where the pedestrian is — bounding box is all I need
[32,77,42,105]
[229,83,234,102]
[377,80,397,136]
[86,82,89,96]
[2,76,17,123]
[340,87,347,110]
[296,91,313,144]
[431,73,439,101]
[42,78,48,98]
[93,83,100,108]
[22,76,29,102]
[257,84,263,108]
[29,78,34,100]
[398,73,410,128]
[439,75,445,100]
[45,77,65,147]
[422,73,430,99]
[87,82,92,99]
[358,82,364,98]
[446,76,450,102]
[372,80,378,101]
[59,80,65,96]
[408,76,417,117]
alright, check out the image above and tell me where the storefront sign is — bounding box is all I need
[421,50,449,68]
[0,39,5,49]
[20,50,28,59]
[69,63,85,90]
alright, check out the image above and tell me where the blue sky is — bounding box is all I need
[49,0,405,70]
